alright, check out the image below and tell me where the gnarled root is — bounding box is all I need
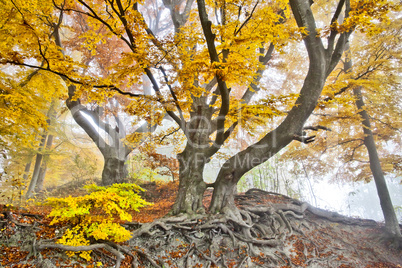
[37,243,125,267]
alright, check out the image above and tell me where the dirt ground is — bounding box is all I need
[1,181,401,267]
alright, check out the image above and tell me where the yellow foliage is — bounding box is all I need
[57,225,92,261]
[0,70,65,149]
[44,183,152,260]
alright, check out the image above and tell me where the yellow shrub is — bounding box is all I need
[44,183,152,260]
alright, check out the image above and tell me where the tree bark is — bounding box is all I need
[101,147,129,185]
[66,83,162,185]
[22,158,33,183]
[171,147,207,214]
[35,134,54,192]
[36,164,47,193]
[66,85,134,185]
[26,101,57,198]
[353,87,401,238]
[25,133,47,198]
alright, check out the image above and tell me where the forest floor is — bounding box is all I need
[0,180,401,268]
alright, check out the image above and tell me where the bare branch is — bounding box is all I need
[303,125,332,132]
[234,0,260,36]
[326,0,345,55]
[160,127,181,144]
[293,134,316,144]
[326,0,352,76]
[159,67,187,130]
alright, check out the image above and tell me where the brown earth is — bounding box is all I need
[0,181,401,267]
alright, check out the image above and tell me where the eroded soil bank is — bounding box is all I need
[1,185,401,267]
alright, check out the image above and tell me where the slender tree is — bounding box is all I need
[344,42,401,240]
[280,17,401,241]
[26,103,56,198]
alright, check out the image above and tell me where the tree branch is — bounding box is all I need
[293,134,316,144]
[159,67,187,131]
[163,0,195,32]
[160,127,181,144]
[326,0,345,56]
[326,0,351,76]
[197,0,230,150]
[213,0,329,180]
[3,60,145,98]
[113,0,137,46]
[234,0,260,36]
[237,43,275,106]
[303,125,332,132]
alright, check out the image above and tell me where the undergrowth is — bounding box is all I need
[44,183,152,260]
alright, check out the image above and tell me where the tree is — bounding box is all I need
[0,0,392,218]
[65,84,136,185]
[25,102,57,198]
[0,66,65,198]
[282,18,401,239]
[352,83,401,239]
[346,41,401,239]
[53,18,159,185]
[0,69,64,151]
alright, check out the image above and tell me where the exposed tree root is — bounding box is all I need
[1,189,399,267]
[124,192,313,266]
[108,241,162,268]
[125,189,400,267]
[3,211,35,228]
[37,243,125,267]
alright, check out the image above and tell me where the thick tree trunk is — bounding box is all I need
[209,171,237,214]
[171,148,207,215]
[209,131,292,213]
[353,86,401,239]
[66,85,134,186]
[100,141,132,185]
[102,156,128,185]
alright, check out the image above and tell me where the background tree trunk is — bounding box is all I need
[344,41,401,239]
[353,86,401,239]
[101,148,129,185]
[66,85,133,185]
[22,158,33,183]
[35,134,54,193]
[66,82,162,185]
[26,103,56,198]
[25,133,47,198]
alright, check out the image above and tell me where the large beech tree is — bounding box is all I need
[0,0,392,216]
[65,83,158,185]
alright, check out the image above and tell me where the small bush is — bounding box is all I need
[44,183,152,260]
